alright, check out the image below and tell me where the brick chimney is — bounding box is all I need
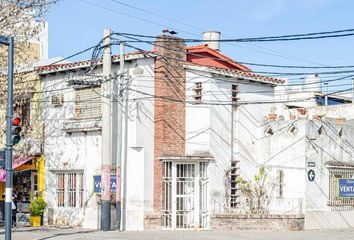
[153,35,186,212]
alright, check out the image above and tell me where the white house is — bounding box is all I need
[38,31,352,230]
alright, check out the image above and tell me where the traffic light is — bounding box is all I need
[11,117,22,145]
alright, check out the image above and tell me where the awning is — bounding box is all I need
[0,156,34,182]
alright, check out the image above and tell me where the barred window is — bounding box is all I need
[56,173,65,207]
[75,87,101,119]
[193,82,202,103]
[230,161,239,208]
[328,168,354,210]
[56,172,84,208]
[276,170,284,199]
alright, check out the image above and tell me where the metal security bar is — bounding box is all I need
[199,162,209,229]
[328,168,354,210]
[162,161,209,229]
[176,163,195,229]
[162,162,172,228]
[68,173,77,207]
[56,173,65,207]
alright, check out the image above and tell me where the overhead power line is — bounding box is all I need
[117,28,354,43]
[82,0,332,66]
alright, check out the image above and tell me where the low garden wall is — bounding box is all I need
[211,214,305,231]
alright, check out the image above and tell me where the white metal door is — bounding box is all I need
[174,163,196,229]
[162,162,209,230]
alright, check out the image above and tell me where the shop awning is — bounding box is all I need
[0,156,34,182]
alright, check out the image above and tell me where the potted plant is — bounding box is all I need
[29,197,46,227]
[268,106,277,122]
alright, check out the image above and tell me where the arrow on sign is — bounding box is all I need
[308,169,315,182]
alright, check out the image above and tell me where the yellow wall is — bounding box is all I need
[36,155,45,198]
[0,155,45,200]
[0,182,4,201]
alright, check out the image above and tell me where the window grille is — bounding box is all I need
[230,161,239,208]
[68,173,77,207]
[231,85,240,104]
[276,170,284,198]
[328,168,354,210]
[75,87,101,119]
[52,94,64,107]
[162,162,172,228]
[56,173,65,207]
[56,172,84,208]
[193,82,202,103]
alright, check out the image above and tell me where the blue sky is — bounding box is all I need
[46,0,354,86]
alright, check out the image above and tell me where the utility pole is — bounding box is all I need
[101,29,112,231]
[0,35,14,240]
[116,41,124,231]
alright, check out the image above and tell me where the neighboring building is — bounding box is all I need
[0,22,48,225]
[0,71,45,225]
[276,74,351,109]
[259,115,354,229]
[38,32,285,230]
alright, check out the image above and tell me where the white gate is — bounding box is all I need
[163,161,208,230]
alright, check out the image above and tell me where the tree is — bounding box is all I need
[0,0,58,66]
[236,166,276,214]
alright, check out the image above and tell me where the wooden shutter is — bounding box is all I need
[75,87,101,119]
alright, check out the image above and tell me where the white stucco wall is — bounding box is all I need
[185,67,278,213]
[42,57,155,230]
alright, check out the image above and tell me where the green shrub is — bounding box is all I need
[29,197,47,216]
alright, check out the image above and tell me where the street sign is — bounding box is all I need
[307,162,316,167]
[93,175,117,193]
[308,169,315,182]
[339,179,354,197]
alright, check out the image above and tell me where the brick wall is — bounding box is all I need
[144,214,163,230]
[211,214,305,231]
[153,35,186,212]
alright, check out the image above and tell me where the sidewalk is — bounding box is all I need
[0,227,354,240]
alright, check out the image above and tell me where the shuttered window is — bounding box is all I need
[75,87,101,119]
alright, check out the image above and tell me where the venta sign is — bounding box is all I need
[93,175,117,193]
[339,179,354,197]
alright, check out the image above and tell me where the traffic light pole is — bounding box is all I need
[0,35,14,240]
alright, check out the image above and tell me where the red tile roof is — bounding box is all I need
[186,44,251,72]
[184,62,285,85]
[36,51,154,74]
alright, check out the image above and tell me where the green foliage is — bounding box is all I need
[29,197,47,216]
[236,166,276,215]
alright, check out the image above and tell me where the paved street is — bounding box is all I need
[1,227,354,240]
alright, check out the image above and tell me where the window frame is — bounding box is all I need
[56,172,84,208]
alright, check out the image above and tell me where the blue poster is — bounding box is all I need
[339,179,354,197]
[93,175,117,193]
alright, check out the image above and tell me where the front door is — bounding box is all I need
[162,162,209,230]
